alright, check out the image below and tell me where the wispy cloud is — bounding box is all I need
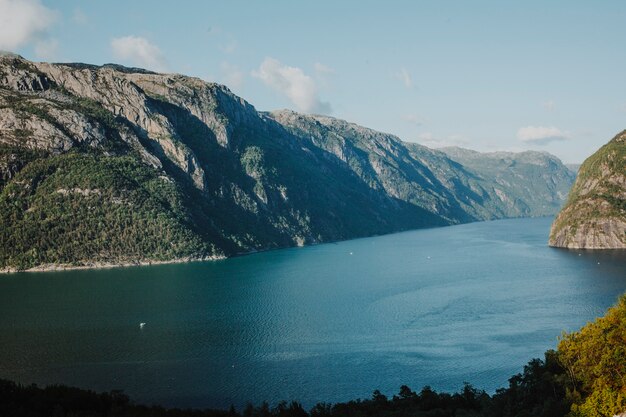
[0,0,58,58]
[517,126,568,145]
[395,67,413,89]
[110,36,167,72]
[220,61,244,90]
[252,57,332,114]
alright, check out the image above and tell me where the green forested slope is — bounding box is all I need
[0,151,217,270]
[558,295,626,416]
[0,54,576,271]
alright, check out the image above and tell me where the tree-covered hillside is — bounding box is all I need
[558,295,626,415]
[0,54,576,271]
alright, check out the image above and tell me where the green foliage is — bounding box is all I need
[488,350,571,417]
[65,96,118,130]
[0,151,213,270]
[0,144,48,190]
[558,295,626,416]
[240,146,268,179]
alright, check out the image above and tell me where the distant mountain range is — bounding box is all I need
[0,54,575,271]
[550,130,626,249]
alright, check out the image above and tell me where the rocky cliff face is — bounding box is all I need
[440,147,575,218]
[0,54,576,270]
[549,131,626,249]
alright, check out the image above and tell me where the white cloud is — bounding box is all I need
[0,0,58,53]
[542,100,556,111]
[516,126,568,145]
[395,67,413,89]
[220,61,244,89]
[252,57,331,114]
[110,36,167,72]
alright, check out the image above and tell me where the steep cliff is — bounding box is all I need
[549,130,626,249]
[0,54,576,270]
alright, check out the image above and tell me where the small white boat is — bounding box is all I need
[139,322,146,329]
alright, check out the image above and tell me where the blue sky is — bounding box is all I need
[2,0,626,163]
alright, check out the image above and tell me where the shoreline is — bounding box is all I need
[0,255,226,274]
[1,216,561,275]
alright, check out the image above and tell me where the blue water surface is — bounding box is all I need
[0,217,624,409]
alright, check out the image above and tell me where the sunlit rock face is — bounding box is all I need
[550,130,626,249]
[0,55,576,270]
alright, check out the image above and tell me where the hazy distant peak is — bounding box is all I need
[440,146,557,165]
[438,146,480,157]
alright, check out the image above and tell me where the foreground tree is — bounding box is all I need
[558,295,626,416]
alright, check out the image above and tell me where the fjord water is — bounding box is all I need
[1,217,625,409]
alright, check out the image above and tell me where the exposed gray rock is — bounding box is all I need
[0,55,579,269]
[549,131,626,249]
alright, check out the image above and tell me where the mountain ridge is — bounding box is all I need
[0,55,575,271]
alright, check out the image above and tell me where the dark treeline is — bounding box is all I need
[0,350,570,417]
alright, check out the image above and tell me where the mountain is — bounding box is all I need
[565,163,581,174]
[439,146,575,217]
[0,55,575,271]
[549,130,626,249]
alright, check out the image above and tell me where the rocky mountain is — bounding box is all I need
[549,130,626,249]
[565,163,581,174]
[440,147,575,217]
[0,54,575,271]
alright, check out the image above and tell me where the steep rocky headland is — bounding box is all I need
[549,130,626,249]
[0,54,575,271]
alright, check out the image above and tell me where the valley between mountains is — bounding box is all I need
[0,54,576,271]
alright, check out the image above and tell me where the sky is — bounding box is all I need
[1,0,625,163]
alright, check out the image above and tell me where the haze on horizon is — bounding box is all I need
[1,0,625,164]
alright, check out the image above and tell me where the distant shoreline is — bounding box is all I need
[0,216,559,274]
[0,255,226,274]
